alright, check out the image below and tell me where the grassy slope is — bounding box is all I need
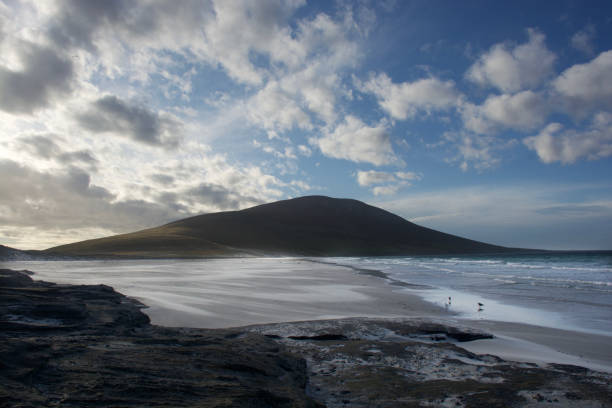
[45,196,511,258]
[45,225,255,258]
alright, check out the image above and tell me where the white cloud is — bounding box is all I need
[248,82,312,132]
[443,131,517,171]
[289,179,312,192]
[258,143,298,161]
[553,50,612,117]
[209,5,362,137]
[356,170,420,186]
[356,170,396,186]
[32,0,361,98]
[310,115,397,166]
[395,171,421,181]
[245,12,362,131]
[466,28,556,92]
[42,0,308,86]
[358,72,460,120]
[297,145,312,157]
[355,170,420,195]
[524,113,612,164]
[570,25,596,55]
[279,66,341,125]
[461,90,549,134]
[372,185,400,196]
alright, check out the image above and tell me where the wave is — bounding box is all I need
[401,259,610,276]
[504,262,612,273]
[327,256,612,290]
[520,275,612,287]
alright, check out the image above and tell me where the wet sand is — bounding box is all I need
[139,260,445,328]
[134,259,612,373]
[461,320,612,373]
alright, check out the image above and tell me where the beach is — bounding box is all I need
[4,257,612,374]
[2,265,612,407]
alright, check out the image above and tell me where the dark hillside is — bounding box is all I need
[46,196,511,257]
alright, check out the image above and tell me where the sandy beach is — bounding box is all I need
[8,257,612,374]
[138,260,447,328]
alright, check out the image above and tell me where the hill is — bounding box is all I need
[0,245,38,261]
[0,244,73,261]
[44,195,512,257]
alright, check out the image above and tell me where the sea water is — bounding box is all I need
[323,252,612,336]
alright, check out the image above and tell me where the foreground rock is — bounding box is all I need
[2,269,611,407]
[248,320,612,407]
[0,269,319,407]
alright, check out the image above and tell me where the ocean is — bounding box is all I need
[2,252,611,335]
[323,252,612,335]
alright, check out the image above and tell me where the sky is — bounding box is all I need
[1,0,612,251]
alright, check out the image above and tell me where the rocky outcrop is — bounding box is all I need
[248,319,612,407]
[0,269,320,407]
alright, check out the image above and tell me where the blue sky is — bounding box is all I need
[1,0,611,250]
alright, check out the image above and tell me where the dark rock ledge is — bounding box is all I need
[1,269,611,408]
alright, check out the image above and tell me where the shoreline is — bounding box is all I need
[315,257,612,356]
[318,256,612,334]
[303,257,612,372]
[2,267,612,407]
[6,257,612,373]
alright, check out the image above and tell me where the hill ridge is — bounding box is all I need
[45,195,511,258]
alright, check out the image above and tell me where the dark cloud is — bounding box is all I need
[48,0,132,52]
[157,191,190,213]
[18,134,98,170]
[46,0,207,52]
[0,159,182,232]
[18,134,61,159]
[76,95,181,148]
[151,181,265,217]
[0,160,264,242]
[0,43,73,114]
[183,183,264,210]
[58,150,98,167]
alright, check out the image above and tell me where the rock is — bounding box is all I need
[0,269,320,407]
[248,318,612,407]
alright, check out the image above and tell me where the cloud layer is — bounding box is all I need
[0,2,611,249]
